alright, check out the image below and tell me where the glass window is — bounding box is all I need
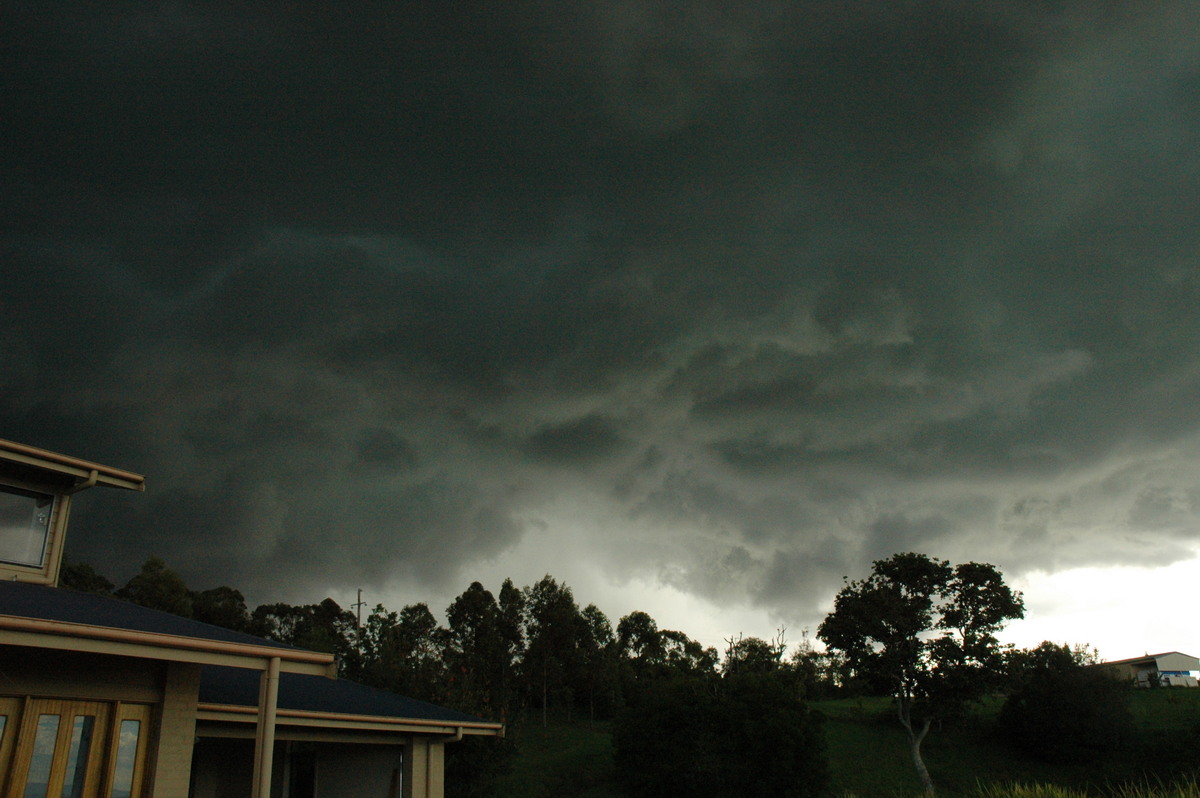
[58,715,95,798]
[0,486,55,567]
[25,714,60,798]
[110,719,141,798]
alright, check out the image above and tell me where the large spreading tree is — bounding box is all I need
[818,552,1024,794]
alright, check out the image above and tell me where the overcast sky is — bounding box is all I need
[4,2,1200,660]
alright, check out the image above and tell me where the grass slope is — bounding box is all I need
[818,697,1096,797]
[489,690,1200,797]
[492,718,620,798]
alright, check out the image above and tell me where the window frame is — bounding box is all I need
[0,476,72,586]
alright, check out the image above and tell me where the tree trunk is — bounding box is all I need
[897,699,935,795]
[541,662,548,727]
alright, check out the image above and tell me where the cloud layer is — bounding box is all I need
[5,2,1200,632]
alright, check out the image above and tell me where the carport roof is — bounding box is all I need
[200,665,493,726]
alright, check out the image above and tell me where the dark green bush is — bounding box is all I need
[613,674,826,797]
[999,644,1133,764]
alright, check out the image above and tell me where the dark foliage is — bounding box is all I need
[614,674,827,798]
[192,585,253,632]
[999,641,1134,764]
[818,552,1024,794]
[117,556,193,617]
[444,735,517,798]
[59,559,116,595]
[251,598,362,676]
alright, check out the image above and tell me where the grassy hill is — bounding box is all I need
[488,690,1200,798]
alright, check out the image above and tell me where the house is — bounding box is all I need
[0,437,503,797]
[1099,652,1200,688]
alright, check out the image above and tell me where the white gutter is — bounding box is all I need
[251,657,281,798]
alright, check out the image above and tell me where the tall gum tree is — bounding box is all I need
[818,552,1024,795]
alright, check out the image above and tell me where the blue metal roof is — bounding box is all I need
[1,580,496,728]
[0,579,298,651]
[200,665,488,725]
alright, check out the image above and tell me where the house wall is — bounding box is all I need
[190,737,255,798]
[1102,656,1200,687]
[151,662,201,798]
[403,738,445,798]
[0,645,163,702]
[317,744,403,798]
[1155,653,1200,673]
[191,737,406,798]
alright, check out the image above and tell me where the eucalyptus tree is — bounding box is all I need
[251,597,361,676]
[445,581,509,717]
[523,575,585,723]
[818,552,1024,795]
[579,603,619,719]
[118,556,193,617]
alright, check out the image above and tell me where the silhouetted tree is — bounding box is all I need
[619,610,665,665]
[445,582,509,718]
[118,556,193,617]
[578,603,619,719]
[192,586,252,633]
[790,629,848,700]
[59,560,115,595]
[523,575,584,724]
[819,552,1024,795]
[251,598,360,677]
[999,641,1133,765]
[723,632,787,676]
[661,629,719,678]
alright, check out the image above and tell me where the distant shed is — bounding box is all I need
[1099,652,1200,687]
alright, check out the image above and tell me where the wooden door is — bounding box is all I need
[4,698,111,798]
[0,699,150,798]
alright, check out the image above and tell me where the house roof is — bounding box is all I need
[0,580,334,676]
[0,438,145,492]
[1,581,503,735]
[200,666,493,726]
[0,580,294,649]
[1101,652,1200,668]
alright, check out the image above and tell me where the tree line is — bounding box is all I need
[63,554,1164,797]
[60,557,844,721]
[62,556,839,795]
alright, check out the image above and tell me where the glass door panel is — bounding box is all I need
[24,714,60,798]
[107,704,150,798]
[59,715,97,798]
[0,697,22,791]
[3,701,111,798]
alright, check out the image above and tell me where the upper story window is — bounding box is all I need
[0,438,143,584]
[0,485,57,568]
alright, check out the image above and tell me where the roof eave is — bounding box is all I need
[0,614,336,677]
[196,703,505,737]
[0,438,145,492]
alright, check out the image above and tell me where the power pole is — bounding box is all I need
[352,589,365,654]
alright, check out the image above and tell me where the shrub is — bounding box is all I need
[999,643,1133,764]
[613,673,826,797]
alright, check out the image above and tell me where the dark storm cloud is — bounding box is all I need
[4,1,1200,625]
[522,415,625,464]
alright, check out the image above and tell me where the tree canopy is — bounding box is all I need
[818,552,1024,794]
[999,641,1133,765]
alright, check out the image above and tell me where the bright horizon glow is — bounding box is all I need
[1002,552,1200,663]
[331,549,1200,666]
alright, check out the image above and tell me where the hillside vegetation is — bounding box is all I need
[65,557,1200,796]
[493,690,1200,798]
